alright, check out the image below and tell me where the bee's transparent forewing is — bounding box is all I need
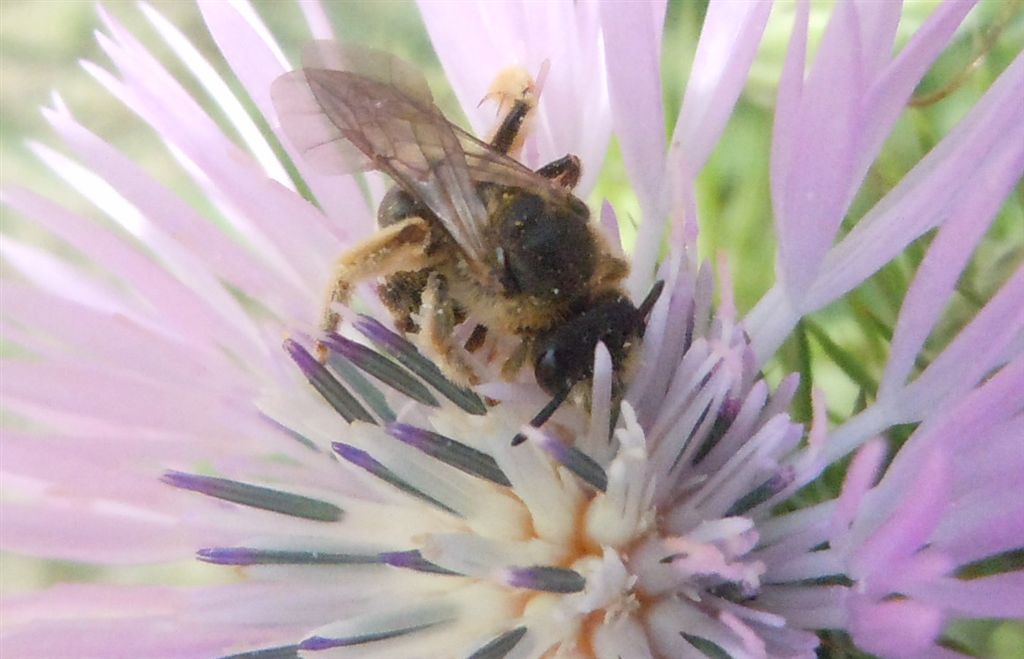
[302,41,433,106]
[271,43,496,274]
[271,68,373,175]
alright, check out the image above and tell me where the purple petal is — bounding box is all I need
[895,265,1024,423]
[830,437,886,548]
[855,0,978,184]
[880,134,1024,398]
[806,50,1024,309]
[851,450,950,579]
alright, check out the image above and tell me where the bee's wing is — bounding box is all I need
[271,42,494,272]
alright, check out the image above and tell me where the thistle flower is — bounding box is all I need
[2,1,1022,658]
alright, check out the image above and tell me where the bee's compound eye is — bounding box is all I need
[535,347,564,397]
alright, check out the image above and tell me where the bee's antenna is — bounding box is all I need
[638,280,666,320]
[512,387,571,446]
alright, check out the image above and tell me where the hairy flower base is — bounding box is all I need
[165,262,826,657]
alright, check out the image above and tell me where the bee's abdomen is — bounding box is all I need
[497,191,595,303]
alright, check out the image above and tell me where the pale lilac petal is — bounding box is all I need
[418,0,611,187]
[92,9,343,286]
[196,0,372,238]
[297,0,334,40]
[2,188,264,357]
[37,101,310,315]
[852,0,901,77]
[748,4,1016,362]
[773,0,976,294]
[936,489,1024,567]
[0,359,263,438]
[1,585,299,659]
[772,0,864,294]
[880,133,1024,398]
[670,0,772,179]
[663,0,771,258]
[602,0,667,295]
[139,2,293,191]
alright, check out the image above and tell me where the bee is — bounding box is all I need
[272,43,663,441]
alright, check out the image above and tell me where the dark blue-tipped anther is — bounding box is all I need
[505,566,586,593]
[162,471,342,522]
[387,423,510,486]
[332,442,459,515]
[284,338,375,424]
[353,315,486,415]
[322,333,440,408]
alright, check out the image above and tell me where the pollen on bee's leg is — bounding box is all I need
[482,66,537,157]
[482,66,536,111]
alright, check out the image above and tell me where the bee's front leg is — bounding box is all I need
[319,216,435,359]
[420,272,480,387]
[500,336,533,381]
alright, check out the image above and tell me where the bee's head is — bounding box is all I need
[514,281,665,445]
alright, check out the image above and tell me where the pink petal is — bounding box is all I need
[848,596,944,659]
[908,572,1024,619]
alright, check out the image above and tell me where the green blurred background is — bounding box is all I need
[1,1,1022,656]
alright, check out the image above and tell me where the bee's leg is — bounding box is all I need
[500,337,533,380]
[536,154,581,190]
[320,216,435,353]
[464,324,488,353]
[485,67,536,156]
[420,272,480,386]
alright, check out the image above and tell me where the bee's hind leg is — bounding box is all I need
[319,216,435,357]
[536,154,581,190]
[420,272,480,387]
